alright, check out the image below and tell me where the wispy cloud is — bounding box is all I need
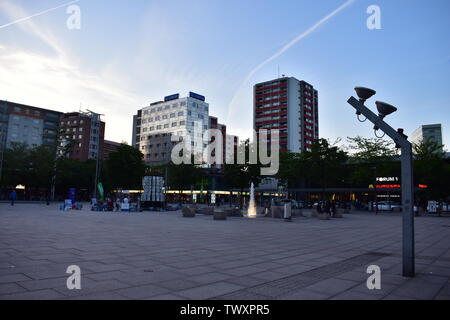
[0,0,144,143]
[0,0,80,30]
[226,0,357,128]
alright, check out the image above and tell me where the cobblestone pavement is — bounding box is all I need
[0,203,449,300]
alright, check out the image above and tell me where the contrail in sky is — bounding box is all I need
[0,0,80,30]
[226,0,357,122]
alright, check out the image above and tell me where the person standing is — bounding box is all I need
[9,190,17,206]
[115,197,121,211]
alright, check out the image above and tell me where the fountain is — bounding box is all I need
[247,182,257,218]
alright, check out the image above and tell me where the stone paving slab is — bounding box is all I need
[1,203,450,300]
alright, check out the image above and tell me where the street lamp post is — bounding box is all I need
[87,110,104,201]
[347,88,415,277]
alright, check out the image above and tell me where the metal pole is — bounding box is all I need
[347,96,415,277]
[94,150,99,199]
[401,142,415,277]
[374,166,378,214]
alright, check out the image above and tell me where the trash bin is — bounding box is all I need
[284,203,292,220]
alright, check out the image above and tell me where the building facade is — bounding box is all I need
[411,124,443,150]
[133,92,209,164]
[102,140,121,160]
[59,111,105,161]
[225,134,239,164]
[253,77,319,153]
[0,100,62,149]
[208,116,228,167]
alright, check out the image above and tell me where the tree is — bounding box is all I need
[1,142,30,189]
[302,139,349,189]
[55,158,96,199]
[105,144,146,190]
[275,152,303,189]
[164,157,202,204]
[27,145,55,190]
[346,136,396,160]
[413,139,450,201]
[346,136,399,187]
[224,139,262,208]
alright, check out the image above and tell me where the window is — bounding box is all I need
[34,111,40,116]
[164,123,169,128]
[78,135,83,139]
[14,107,21,112]
[179,121,185,125]
[165,105,170,110]
[172,122,177,127]
[170,113,175,118]
[80,120,84,124]
[162,114,168,119]
[156,125,162,129]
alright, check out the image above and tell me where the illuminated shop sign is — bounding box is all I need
[376,176,399,182]
[375,184,428,189]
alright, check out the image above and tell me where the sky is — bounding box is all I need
[0,0,449,148]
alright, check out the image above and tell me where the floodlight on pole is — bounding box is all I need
[347,87,415,278]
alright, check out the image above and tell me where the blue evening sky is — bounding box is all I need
[0,0,449,148]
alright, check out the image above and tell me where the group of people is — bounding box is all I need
[91,196,133,211]
[316,200,342,218]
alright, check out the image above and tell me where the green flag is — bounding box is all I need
[97,182,104,200]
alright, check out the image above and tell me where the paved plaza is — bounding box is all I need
[0,203,449,300]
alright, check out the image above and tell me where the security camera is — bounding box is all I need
[354,87,376,103]
[375,101,397,119]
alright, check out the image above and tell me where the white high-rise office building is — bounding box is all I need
[132,92,209,163]
[411,124,443,150]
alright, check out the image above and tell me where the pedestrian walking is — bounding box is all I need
[9,190,17,206]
